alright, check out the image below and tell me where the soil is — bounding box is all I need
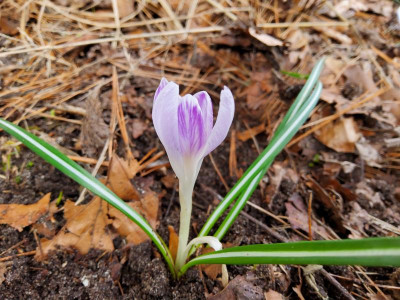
[1,124,398,299]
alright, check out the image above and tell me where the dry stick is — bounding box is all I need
[185,0,199,31]
[140,162,170,177]
[355,266,390,300]
[287,87,390,148]
[112,67,134,161]
[0,239,28,257]
[68,155,109,167]
[371,45,400,69]
[138,151,165,173]
[246,201,310,240]
[229,129,237,178]
[0,251,36,262]
[33,229,44,258]
[158,0,184,31]
[208,153,230,192]
[110,0,121,49]
[307,192,313,241]
[206,0,237,21]
[108,59,213,86]
[14,81,98,124]
[0,26,224,57]
[319,269,356,300]
[40,0,247,29]
[138,148,157,165]
[257,20,350,29]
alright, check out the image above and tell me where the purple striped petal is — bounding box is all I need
[177,95,207,155]
[152,78,235,183]
[154,77,169,100]
[194,91,213,138]
[152,80,185,178]
[203,86,235,157]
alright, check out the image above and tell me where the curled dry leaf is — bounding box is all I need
[0,193,51,232]
[314,117,361,153]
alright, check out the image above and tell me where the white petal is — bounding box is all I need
[203,86,235,156]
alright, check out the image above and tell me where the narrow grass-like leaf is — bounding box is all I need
[0,118,176,276]
[196,73,324,243]
[212,75,325,241]
[180,237,400,275]
[280,70,310,79]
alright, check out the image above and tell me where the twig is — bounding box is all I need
[319,268,356,300]
[0,27,224,58]
[208,153,230,192]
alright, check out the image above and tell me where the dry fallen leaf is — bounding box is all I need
[0,193,51,232]
[37,176,159,258]
[248,27,283,47]
[131,118,147,139]
[314,117,361,153]
[200,247,222,280]
[38,197,114,259]
[245,72,273,110]
[305,178,346,234]
[208,275,264,300]
[80,85,109,157]
[285,193,329,239]
[116,0,134,18]
[108,191,159,245]
[168,225,179,261]
[265,289,285,300]
[108,154,140,201]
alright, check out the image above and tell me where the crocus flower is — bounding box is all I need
[152,77,235,270]
[152,78,235,187]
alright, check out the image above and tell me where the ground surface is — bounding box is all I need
[0,0,400,299]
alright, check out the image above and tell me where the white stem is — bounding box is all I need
[180,236,229,285]
[182,236,223,261]
[175,182,194,271]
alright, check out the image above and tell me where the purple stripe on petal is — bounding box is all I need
[177,95,207,155]
[152,80,185,178]
[154,77,169,100]
[194,91,213,138]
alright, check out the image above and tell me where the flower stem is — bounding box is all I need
[175,182,194,271]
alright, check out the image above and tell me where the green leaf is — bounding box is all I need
[195,58,326,246]
[0,118,176,277]
[280,70,310,79]
[180,237,400,275]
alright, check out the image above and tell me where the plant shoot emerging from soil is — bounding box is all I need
[152,78,235,271]
[1,58,399,282]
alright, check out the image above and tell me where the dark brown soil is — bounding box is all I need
[1,124,398,299]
